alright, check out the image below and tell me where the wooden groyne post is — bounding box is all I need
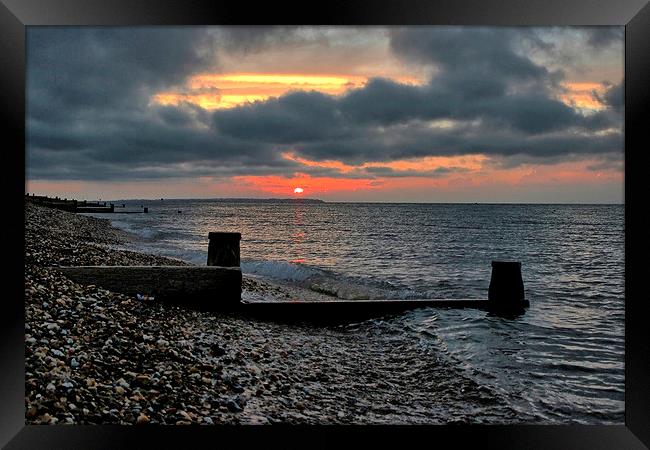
[488,261,528,310]
[207,232,241,267]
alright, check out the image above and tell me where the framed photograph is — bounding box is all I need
[2,0,648,448]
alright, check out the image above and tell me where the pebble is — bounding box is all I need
[134,375,151,386]
[226,400,243,412]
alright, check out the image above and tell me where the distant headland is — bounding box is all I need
[140,197,326,204]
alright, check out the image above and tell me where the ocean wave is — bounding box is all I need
[109,220,164,240]
[109,219,190,243]
[241,260,323,281]
[241,260,425,300]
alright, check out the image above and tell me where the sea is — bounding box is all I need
[86,199,625,424]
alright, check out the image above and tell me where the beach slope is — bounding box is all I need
[25,202,511,424]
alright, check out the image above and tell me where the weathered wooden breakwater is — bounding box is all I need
[55,229,529,320]
[56,265,242,308]
[242,261,529,322]
[25,194,148,214]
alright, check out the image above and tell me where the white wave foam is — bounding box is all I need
[241,260,321,282]
[109,220,162,240]
[308,277,423,300]
[155,247,205,265]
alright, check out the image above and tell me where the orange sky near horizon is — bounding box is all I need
[234,158,622,196]
[27,157,622,202]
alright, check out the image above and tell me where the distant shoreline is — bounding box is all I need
[103,200,626,206]
[30,196,623,206]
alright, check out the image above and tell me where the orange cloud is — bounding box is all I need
[559,82,607,110]
[282,152,488,175]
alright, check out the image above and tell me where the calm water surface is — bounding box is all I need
[89,201,624,424]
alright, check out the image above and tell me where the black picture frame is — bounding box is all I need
[1,0,648,448]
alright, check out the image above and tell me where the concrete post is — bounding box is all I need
[207,232,241,267]
[488,261,526,309]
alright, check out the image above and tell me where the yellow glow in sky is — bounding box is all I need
[193,73,360,87]
[154,92,270,109]
[153,72,422,110]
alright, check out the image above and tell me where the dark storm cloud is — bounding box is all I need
[27,27,623,183]
[586,154,624,172]
[212,74,618,146]
[389,27,553,85]
[210,26,304,53]
[340,78,615,133]
[584,27,624,48]
[213,91,346,143]
[210,27,621,162]
[26,27,297,180]
[596,81,624,113]
[363,166,465,178]
[291,121,623,165]
[27,28,216,113]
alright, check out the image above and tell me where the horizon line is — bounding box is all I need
[26,193,623,206]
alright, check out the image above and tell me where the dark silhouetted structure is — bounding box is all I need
[207,232,241,267]
[488,261,527,310]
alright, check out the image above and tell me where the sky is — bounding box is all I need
[26,26,624,203]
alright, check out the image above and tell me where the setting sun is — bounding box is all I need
[293,187,304,194]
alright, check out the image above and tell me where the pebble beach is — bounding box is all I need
[24,201,516,425]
